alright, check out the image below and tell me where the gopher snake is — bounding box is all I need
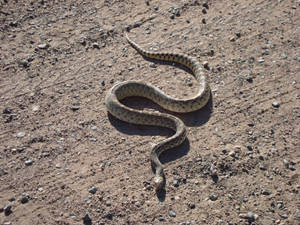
[105,34,210,190]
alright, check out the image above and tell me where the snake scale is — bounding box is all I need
[105,34,211,190]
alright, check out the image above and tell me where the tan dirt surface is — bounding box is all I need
[0,0,299,224]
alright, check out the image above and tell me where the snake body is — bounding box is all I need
[105,34,210,190]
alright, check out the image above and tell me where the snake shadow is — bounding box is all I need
[107,94,213,163]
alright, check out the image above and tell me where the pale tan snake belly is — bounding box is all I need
[105,34,210,190]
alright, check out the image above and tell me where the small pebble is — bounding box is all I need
[90,137,97,142]
[88,186,98,194]
[209,193,218,201]
[187,202,195,209]
[280,214,288,219]
[92,42,100,49]
[203,2,209,9]
[8,197,15,202]
[20,195,29,204]
[169,210,176,217]
[37,43,49,49]
[239,211,257,222]
[32,105,40,112]
[257,58,265,63]
[272,101,280,108]
[83,213,92,225]
[17,132,26,138]
[203,61,209,70]
[246,76,253,83]
[277,201,283,209]
[105,212,113,220]
[25,160,33,166]
[4,204,12,216]
[261,189,271,195]
[71,105,80,111]
[259,164,267,170]
[172,179,179,187]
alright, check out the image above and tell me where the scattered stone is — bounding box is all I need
[261,189,271,195]
[83,213,92,225]
[56,163,61,168]
[3,108,11,114]
[4,204,12,216]
[8,197,15,202]
[202,8,207,14]
[257,58,265,63]
[37,43,49,49]
[239,212,257,222]
[202,18,206,24]
[88,186,98,194]
[209,193,218,201]
[158,216,165,221]
[169,209,176,217]
[187,202,195,209]
[203,61,209,70]
[20,194,29,204]
[105,212,113,220]
[230,36,236,42]
[149,63,157,68]
[32,105,40,112]
[101,80,105,86]
[71,105,80,111]
[246,76,253,83]
[280,214,288,219]
[277,201,283,209]
[17,132,26,138]
[203,2,209,9]
[296,56,300,62]
[18,59,30,68]
[128,66,134,71]
[246,144,253,151]
[272,101,280,108]
[172,179,179,187]
[105,200,111,206]
[259,163,267,170]
[25,160,33,166]
[280,53,287,59]
[90,137,97,142]
[92,42,100,49]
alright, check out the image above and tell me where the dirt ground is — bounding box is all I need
[0,0,299,224]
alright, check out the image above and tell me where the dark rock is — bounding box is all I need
[88,186,98,194]
[187,202,195,209]
[83,213,92,225]
[71,105,80,111]
[209,193,218,201]
[272,101,280,108]
[4,204,12,216]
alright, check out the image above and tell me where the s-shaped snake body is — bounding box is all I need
[105,34,210,190]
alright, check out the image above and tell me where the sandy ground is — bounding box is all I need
[0,0,299,224]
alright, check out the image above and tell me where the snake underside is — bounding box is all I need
[105,34,210,190]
